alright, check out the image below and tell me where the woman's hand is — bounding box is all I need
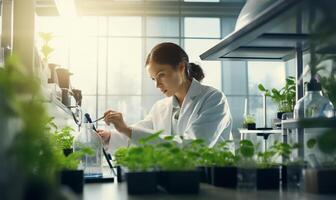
[104,110,132,138]
[97,129,111,144]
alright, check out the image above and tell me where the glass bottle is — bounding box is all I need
[294,78,334,119]
[73,121,103,178]
[293,78,334,167]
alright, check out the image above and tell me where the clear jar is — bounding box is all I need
[73,122,103,178]
[293,79,334,167]
[294,79,334,119]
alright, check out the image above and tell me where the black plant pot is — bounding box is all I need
[246,123,256,130]
[117,166,126,182]
[197,166,212,184]
[126,171,157,195]
[282,165,304,190]
[211,166,237,188]
[60,170,84,194]
[305,168,336,194]
[158,170,200,194]
[281,165,287,189]
[257,167,280,190]
[63,148,73,157]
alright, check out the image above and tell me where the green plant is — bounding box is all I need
[306,129,336,168]
[0,55,63,198]
[237,139,255,159]
[39,32,54,63]
[258,76,296,113]
[256,141,299,168]
[53,144,94,170]
[243,114,256,125]
[114,131,201,171]
[155,135,197,171]
[320,69,336,107]
[113,130,163,172]
[51,125,75,150]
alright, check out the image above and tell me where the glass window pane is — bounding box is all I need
[145,38,180,55]
[222,61,247,95]
[97,38,108,95]
[76,17,99,36]
[141,95,164,118]
[98,17,107,36]
[248,61,286,95]
[226,96,245,134]
[221,17,236,38]
[146,16,179,37]
[36,17,64,36]
[81,95,97,120]
[249,96,278,128]
[106,96,142,124]
[107,38,142,95]
[108,16,142,36]
[184,17,220,38]
[184,39,221,89]
[48,36,69,67]
[69,37,97,95]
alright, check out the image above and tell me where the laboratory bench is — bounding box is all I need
[83,182,336,200]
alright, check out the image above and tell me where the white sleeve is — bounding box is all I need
[106,130,129,154]
[130,105,157,144]
[182,91,232,147]
[107,103,158,153]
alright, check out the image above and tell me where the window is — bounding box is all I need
[36,2,288,136]
[184,17,220,38]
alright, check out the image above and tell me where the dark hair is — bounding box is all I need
[145,42,205,82]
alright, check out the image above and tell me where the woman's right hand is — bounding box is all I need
[97,129,111,144]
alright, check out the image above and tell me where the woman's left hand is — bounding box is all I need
[104,110,132,138]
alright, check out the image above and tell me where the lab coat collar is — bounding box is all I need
[187,78,203,100]
[172,78,203,104]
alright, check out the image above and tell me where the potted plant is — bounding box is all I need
[305,130,336,194]
[155,136,200,194]
[39,32,54,63]
[50,124,75,156]
[55,145,93,195]
[236,139,257,190]
[254,141,300,190]
[255,141,283,190]
[270,141,302,190]
[48,120,94,195]
[209,141,238,188]
[243,114,256,130]
[258,76,296,119]
[113,131,162,195]
[181,139,212,184]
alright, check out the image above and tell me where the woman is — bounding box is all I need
[98,42,232,153]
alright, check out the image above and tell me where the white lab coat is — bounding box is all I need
[107,78,232,153]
